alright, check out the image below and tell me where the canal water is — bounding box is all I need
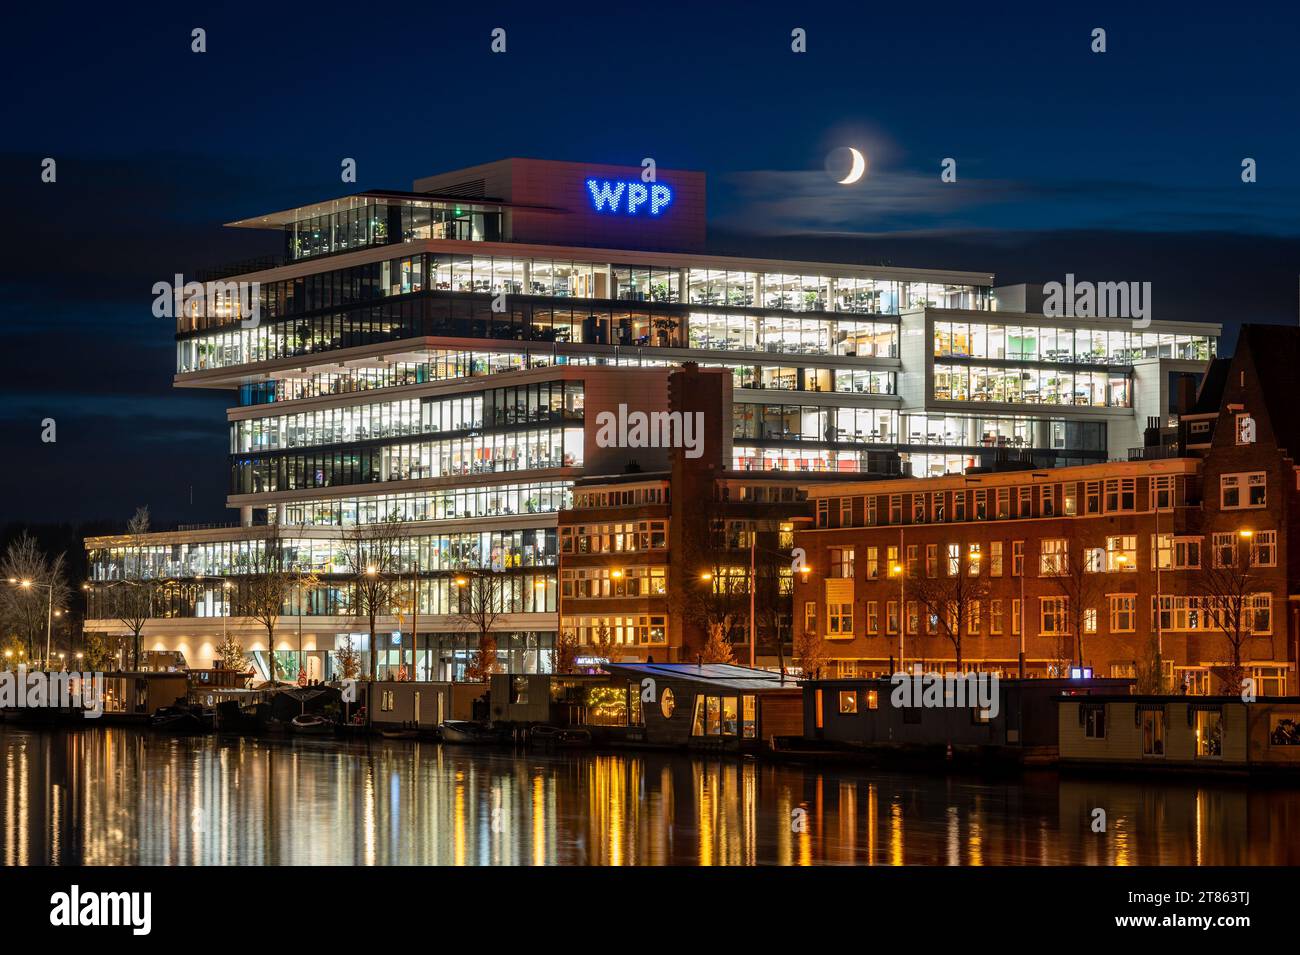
[3,725,1298,865]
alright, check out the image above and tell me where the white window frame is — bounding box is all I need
[1220,472,1266,510]
[1108,594,1136,633]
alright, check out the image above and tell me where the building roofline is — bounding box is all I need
[201,231,996,286]
[924,306,1222,338]
[798,457,1200,498]
[224,190,561,228]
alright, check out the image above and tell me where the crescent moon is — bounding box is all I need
[838,147,866,185]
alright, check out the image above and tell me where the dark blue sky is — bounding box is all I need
[2,1,1299,526]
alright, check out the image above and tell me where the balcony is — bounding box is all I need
[1127,445,1182,461]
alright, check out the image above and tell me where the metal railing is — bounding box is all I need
[1127,445,1182,461]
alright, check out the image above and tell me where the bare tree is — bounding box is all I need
[1195,534,1262,696]
[0,532,71,663]
[456,573,505,682]
[753,541,793,673]
[1045,541,1110,669]
[908,550,989,670]
[341,514,406,681]
[106,507,155,669]
[680,508,748,659]
[1133,631,1165,694]
[237,522,295,683]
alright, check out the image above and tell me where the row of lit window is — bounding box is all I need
[808,592,1272,639]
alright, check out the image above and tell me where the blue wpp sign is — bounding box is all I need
[585,178,674,216]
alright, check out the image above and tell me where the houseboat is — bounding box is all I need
[800,675,1132,766]
[1059,694,1300,775]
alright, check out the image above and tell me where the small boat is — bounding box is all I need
[150,705,211,733]
[438,720,507,745]
[215,700,263,734]
[529,725,592,748]
[291,713,333,735]
[380,728,420,740]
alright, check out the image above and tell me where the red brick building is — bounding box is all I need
[792,325,1300,695]
[558,366,853,665]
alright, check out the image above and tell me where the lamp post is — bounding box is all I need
[749,534,757,667]
[389,562,421,682]
[969,548,983,675]
[1155,503,1163,691]
[889,561,904,671]
[365,565,382,679]
[195,575,234,654]
[1237,528,1254,693]
[9,577,54,669]
[1018,553,1026,679]
[700,538,801,671]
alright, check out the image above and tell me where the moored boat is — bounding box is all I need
[290,713,333,735]
[529,725,592,747]
[150,705,212,733]
[438,720,507,745]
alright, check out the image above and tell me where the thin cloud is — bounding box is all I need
[715,167,1300,237]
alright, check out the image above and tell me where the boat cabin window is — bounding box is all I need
[691,695,740,736]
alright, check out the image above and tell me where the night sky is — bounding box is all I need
[3,1,1299,529]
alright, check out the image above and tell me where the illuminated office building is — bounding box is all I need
[83,158,1218,676]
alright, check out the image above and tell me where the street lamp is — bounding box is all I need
[889,562,905,671]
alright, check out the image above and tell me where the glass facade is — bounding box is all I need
[934,363,1131,407]
[89,529,557,581]
[934,321,1214,364]
[232,425,581,493]
[177,297,909,372]
[734,404,897,443]
[86,572,556,621]
[232,381,583,452]
[176,251,993,371]
[286,199,503,261]
[268,481,572,527]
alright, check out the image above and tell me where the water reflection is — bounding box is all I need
[3,726,1299,866]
